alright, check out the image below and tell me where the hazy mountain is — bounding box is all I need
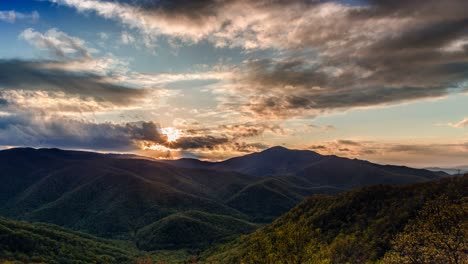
[204,175,467,263]
[164,146,446,186]
[425,165,468,175]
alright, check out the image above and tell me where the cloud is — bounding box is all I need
[0,109,272,154]
[449,117,468,128]
[47,0,468,119]
[0,10,39,23]
[308,139,468,167]
[20,28,93,59]
[0,90,117,114]
[216,122,283,138]
[215,54,468,118]
[0,113,168,151]
[0,59,147,107]
[337,139,361,146]
[1,28,161,113]
[120,31,135,45]
[170,135,229,150]
[164,122,282,151]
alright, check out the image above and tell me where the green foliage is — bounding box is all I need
[204,175,468,263]
[0,217,198,264]
[0,217,137,264]
[382,197,467,264]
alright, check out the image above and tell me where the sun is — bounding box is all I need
[161,127,182,143]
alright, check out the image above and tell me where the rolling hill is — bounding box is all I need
[203,175,467,263]
[0,216,138,264]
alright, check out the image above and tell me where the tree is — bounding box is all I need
[383,197,467,264]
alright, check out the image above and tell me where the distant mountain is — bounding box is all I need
[163,146,321,176]
[425,165,468,175]
[0,147,447,251]
[204,175,468,263]
[164,146,446,187]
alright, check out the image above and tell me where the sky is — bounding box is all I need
[0,0,467,167]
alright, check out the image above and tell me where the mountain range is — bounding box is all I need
[0,146,447,254]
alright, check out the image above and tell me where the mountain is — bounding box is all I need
[203,175,467,263]
[214,146,324,176]
[0,148,257,250]
[163,146,321,176]
[0,147,447,251]
[425,165,468,175]
[164,146,446,187]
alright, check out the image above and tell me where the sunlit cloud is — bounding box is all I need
[308,139,468,167]
[449,118,468,128]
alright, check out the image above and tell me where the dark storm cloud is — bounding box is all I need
[0,59,146,106]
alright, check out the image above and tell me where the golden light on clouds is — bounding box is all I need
[143,144,171,151]
[161,127,182,143]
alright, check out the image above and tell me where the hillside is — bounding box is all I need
[0,148,256,250]
[0,216,138,264]
[136,210,258,250]
[203,175,467,263]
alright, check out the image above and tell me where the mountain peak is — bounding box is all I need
[260,146,321,156]
[261,146,290,152]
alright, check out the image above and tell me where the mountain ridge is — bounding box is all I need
[0,146,447,251]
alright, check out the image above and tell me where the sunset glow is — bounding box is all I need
[161,127,182,143]
[0,0,466,167]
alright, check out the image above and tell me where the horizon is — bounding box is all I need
[0,0,467,167]
[2,145,468,170]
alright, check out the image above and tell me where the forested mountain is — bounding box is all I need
[203,175,467,264]
[0,147,447,254]
[0,148,256,251]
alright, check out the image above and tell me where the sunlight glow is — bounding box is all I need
[143,144,171,151]
[161,127,182,142]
